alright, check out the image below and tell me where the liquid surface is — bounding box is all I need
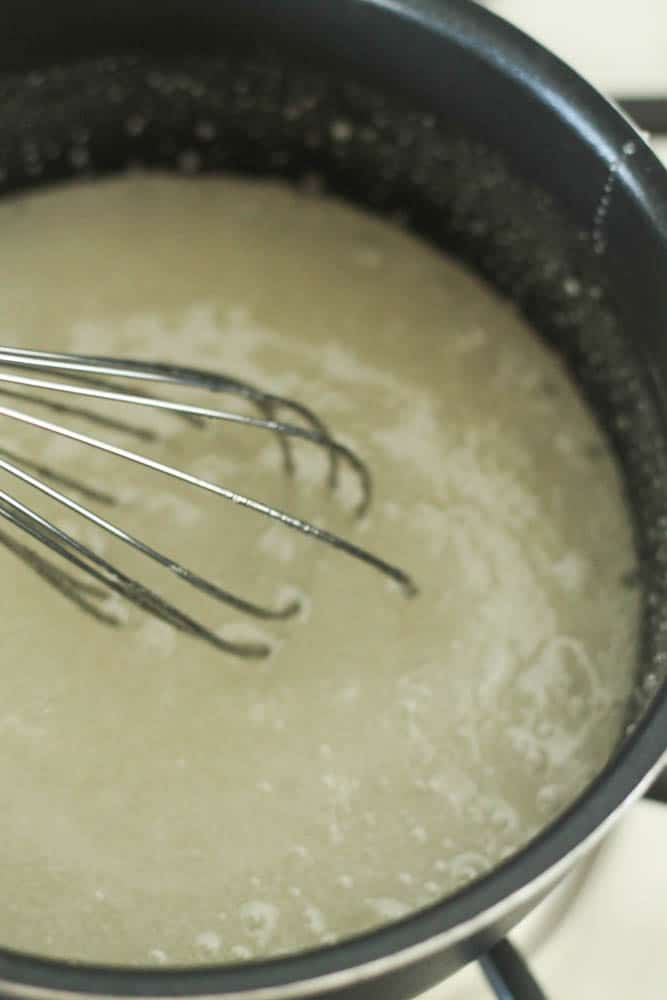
[0,175,638,964]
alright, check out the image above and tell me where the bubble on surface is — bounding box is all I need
[69,147,90,170]
[125,114,147,137]
[240,902,279,949]
[330,119,354,143]
[178,149,202,174]
[195,121,218,142]
[195,931,222,954]
[365,898,411,920]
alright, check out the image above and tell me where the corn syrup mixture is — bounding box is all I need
[0,175,638,964]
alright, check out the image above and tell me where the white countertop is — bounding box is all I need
[489,0,667,96]
[424,800,667,999]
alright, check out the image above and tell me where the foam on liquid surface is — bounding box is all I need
[0,175,638,964]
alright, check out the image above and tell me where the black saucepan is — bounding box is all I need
[0,1,666,998]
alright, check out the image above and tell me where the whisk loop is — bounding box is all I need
[0,347,417,657]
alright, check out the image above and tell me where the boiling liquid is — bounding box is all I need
[0,175,638,964]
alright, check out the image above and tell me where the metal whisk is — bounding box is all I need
[0,346,416,658]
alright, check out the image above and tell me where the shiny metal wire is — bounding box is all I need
[0,347,416,657]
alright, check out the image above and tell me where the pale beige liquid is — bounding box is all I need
[0,175,638,965]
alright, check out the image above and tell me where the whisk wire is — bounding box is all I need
[0,523,118,625]
[0,368,371,513]
[0,451,300,621]
[0,347,342,491]
[0,402,413,590]
[0,348,417,657]
[0,491,271,658]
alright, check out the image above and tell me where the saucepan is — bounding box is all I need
[0,0,666,997]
